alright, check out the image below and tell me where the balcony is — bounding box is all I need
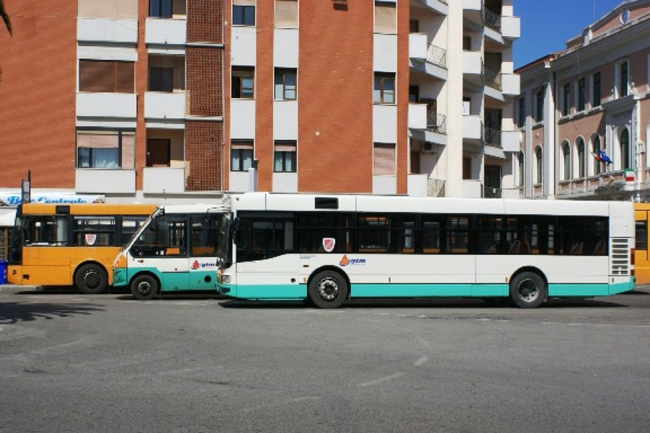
[418,0,448,15]
[145,18,187,46]
[501,16,521,40]
[76,93,137,119]
[77,18,138,44]
[408,104,447,134]
[463,115,482,143]
[410,34,448,80]
[463,0,482,26]
[501,130,521,152]
[484,8,500,32]
[484,126,501,147]
[143,167,186,194]
[463,51,482,86]
[144,92,186,123]
[483,66,501,91]
[501,73,520,96]
[76,169,136,194]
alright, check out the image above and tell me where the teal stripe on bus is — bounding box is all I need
[548,279,634,297]
[231,284,308,299]
[350,284,507,297]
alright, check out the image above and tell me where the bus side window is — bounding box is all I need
[636,220,648,251]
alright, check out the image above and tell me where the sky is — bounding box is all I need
[514,0,626,68]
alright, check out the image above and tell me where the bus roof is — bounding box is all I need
[229,192,631,217]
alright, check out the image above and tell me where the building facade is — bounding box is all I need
[516,0,650,202]
[0,0,520,203]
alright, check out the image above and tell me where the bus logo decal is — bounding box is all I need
[322,238,335,253]
[339,255,366,267]
[85,234,97,246]
[192,260,217,271]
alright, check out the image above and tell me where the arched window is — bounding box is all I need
[518,151,524,187]
[576,137,585,178]
[562,141,571,180]
[535,146,543,184]
[620,128,630,170]
[591,135,601,175]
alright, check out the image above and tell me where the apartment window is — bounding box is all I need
[578,78,586,111]
[150,0,172,18]
[149,67,173,92]
[274,141,297,173]
[620,128,630,170]
[562,141,571,180]
[592,135,601,175]
[233,0,255,26]
[231,140,254,172]
[463,98,471,116]
[373,143,396,176]
[374,72,395,104]
[576,137,585,178]
[518,151,524,187]
[618,60,629,98]
[517,97,525,127]
[77,130,135,169]
[409,20,419,33]
[146,139,170,167]
[79,60,135,93]
[535,146,543,184]
[232,67,254,98]
[562,83,570,116]
[275,0,298,28]
[535,90,544,122]
[375,1,396,34]
[275,68,297,100]
[592,72,601,107]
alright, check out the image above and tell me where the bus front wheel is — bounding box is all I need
[131,275,159,300]
[75,264,108,294]
[308,270,348,309]
[510,272,547,309]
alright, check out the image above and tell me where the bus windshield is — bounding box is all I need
[215,213,232,266]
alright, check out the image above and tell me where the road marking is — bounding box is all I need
[358,372,405,388]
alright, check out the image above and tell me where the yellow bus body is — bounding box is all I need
[7,203,157,290]
[635,203,650,285]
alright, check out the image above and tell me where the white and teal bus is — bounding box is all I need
[215,193,635,308]
[113,204,227,299]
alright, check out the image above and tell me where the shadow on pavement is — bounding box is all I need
[0,301,105,324]
[218,296,628,309]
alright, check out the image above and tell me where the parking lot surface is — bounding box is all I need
[1,285,650,433]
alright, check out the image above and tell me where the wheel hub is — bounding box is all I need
[83,270,99,288]
[518,279,539,302]
[137,282,152,295]
[317,277,339,301]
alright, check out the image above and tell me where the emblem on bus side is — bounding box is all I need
[85,234,97,246]
[322,238,336,253]
[339,255,366,267]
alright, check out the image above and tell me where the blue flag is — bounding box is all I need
[598,149,613,165]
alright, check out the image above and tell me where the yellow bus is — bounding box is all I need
[7,203,157,293]
[635,203,650,284]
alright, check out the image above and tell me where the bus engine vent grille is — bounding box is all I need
[610,238,630,275]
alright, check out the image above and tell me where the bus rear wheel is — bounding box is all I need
[131,275,159,300]
[75,264,108,294]
[510,272,546,309]
[308,270,348,309]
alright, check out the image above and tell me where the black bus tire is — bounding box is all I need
[75,263,108,294]
[510,272,547,309]
[308,270,348,309]
[131,274,159,300]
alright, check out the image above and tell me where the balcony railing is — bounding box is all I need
[484,186,502,198]
[482,65,502,90]
[438,0,448,4]
[484,8,501,32]
[484,126,501,147]
[427,44,447,69]
[428,113,447,134]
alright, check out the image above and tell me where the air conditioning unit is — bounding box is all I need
[421,142,435,153]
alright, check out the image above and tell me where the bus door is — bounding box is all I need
[130,214,188,291]
[634,208,649,284]
[186,214,220,291]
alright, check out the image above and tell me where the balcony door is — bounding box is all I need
[146,139,171,167]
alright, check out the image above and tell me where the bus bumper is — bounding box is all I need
[113,268,128,287]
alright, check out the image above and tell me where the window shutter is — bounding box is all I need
[79,61,113,92]
[275,0,298,28]
[375,2,396,34]
[233,0,255,5]
[121,133,135,169]
[374,143,396,175]
[77,132,119,149]
[116,62,135,93]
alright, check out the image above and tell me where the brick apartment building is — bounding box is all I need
[0,0,520,204]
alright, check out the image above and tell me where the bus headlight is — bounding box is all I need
[220,274,231,284]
